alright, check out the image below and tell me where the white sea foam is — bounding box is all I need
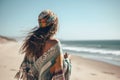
[63,46,120,56]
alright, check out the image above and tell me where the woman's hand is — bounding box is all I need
[64,52,71,63]
[64,52,70,59]
[64,52,69,59]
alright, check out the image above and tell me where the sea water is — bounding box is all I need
[61,40,120,66]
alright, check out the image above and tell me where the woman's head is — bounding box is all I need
[21,10,58,57]
[38,10,58,27]
[38,10,58,35]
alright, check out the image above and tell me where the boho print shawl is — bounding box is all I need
[15,42,71,80]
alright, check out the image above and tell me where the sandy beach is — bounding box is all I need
[0,41,120,80]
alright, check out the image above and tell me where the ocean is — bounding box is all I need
[61,40,120,66]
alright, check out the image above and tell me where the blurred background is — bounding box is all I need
[0,0,120,40]
[0,0,120,66]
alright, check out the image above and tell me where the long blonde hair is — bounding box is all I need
[20,10,58,58]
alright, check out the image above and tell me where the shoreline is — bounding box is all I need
[70,53,120,67]
[0,42,120,80]
[70,55,120,80]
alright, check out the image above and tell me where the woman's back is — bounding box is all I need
[43,39,58,54]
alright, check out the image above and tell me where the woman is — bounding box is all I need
[15,10,71,80]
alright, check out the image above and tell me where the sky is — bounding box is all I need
[0,0,120,40]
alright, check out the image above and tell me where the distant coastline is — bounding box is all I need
[0,35,16,43]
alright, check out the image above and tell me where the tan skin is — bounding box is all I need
[43,39,58,53]
[44,39,70,59]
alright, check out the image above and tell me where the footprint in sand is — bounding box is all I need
[103,71,115,75]
[90,73,97,76]
[10,69,17,71]
[0,65,7,68]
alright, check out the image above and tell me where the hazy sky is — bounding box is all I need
[0,0,120,40]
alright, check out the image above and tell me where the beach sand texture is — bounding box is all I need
[0,41,120,80]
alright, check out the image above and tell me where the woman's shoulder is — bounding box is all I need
[47,38,59,45]
[44,39,60,51]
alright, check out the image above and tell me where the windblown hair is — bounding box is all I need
[21,19,58,58]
